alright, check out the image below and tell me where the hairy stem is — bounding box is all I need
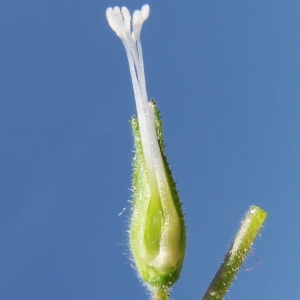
[202,205,267,300]
[152,288,169,300]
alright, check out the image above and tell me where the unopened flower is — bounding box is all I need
[106,4,186,294]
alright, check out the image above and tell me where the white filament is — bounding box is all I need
[106,4,160,195]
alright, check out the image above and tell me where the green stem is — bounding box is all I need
[152,288,169,300]
[202,205,267,300]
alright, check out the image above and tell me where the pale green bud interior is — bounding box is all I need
[149,192,182,271]
[144,194,164,256]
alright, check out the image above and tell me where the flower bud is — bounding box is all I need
[130,101,186,291]
[106,4,186,294]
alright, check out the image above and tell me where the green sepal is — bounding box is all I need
[129,100,186,291]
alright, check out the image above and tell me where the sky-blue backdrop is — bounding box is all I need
[1,1,300,299]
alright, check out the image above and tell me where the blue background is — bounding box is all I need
[1,1,299,299]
